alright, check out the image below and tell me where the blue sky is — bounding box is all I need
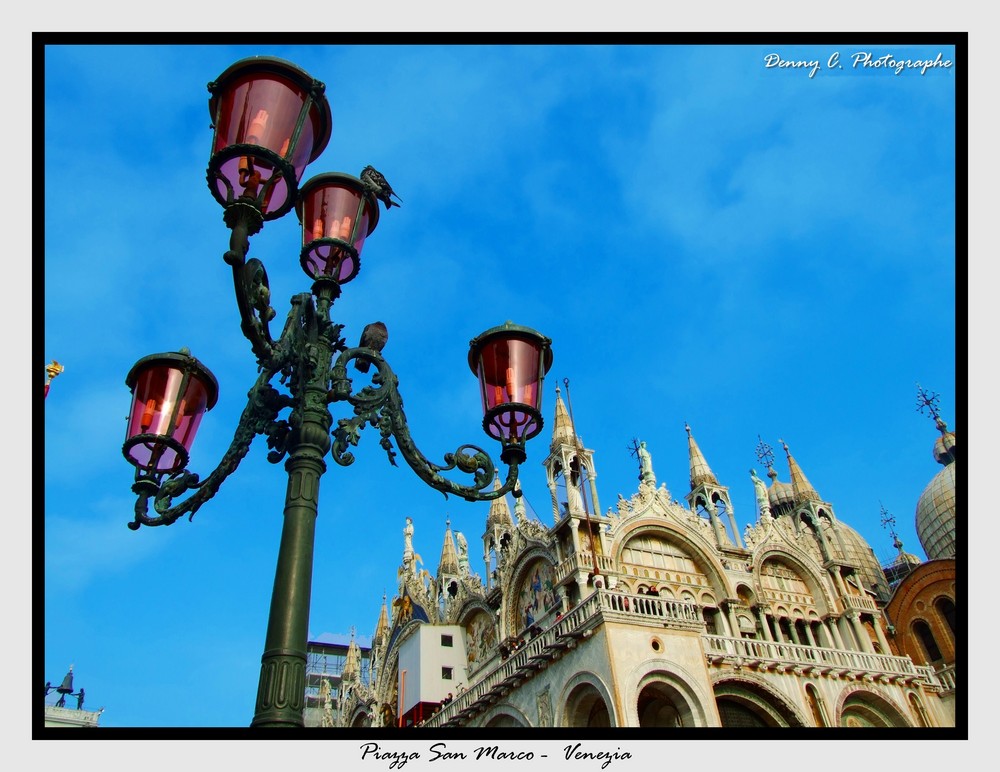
[42,40,958,732]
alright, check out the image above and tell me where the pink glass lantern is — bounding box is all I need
[207,57,332,220]
[295,173,380,283]
[468,322,553,446]
[123,350,219,475]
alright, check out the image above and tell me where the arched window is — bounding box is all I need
[637,682,685,727]
[621,534,700,574]
[913,619,942,662]
[565,683,612,727]
[908,693,930,728]
[703,607,720,635]
[935,597,956,638]
[804,683,828,727]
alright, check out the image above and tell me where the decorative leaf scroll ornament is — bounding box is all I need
[329,345,507,501]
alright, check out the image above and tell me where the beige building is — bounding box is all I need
[332,388,957,729]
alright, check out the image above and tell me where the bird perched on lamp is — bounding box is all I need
[356,321,389,372]
[360,165,402,210]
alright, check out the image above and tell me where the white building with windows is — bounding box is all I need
[332,388,956,729]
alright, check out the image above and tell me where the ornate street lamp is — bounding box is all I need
[121,56,552,728]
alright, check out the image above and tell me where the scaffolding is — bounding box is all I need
[304,640,373,714]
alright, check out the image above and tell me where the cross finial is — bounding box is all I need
[627,437,641,459]
[755,435,775,470]
[880,501,902,546]
[916,383,948,433]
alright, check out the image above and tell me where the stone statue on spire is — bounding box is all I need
[513,480,527,524]
[636,440,655,486]
[455,530,470,575]
[403,516,414,556]
[750,468,771,520]
[401,516,421,576]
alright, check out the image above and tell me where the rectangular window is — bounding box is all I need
[442,667,453,680]
[441,634,453,647]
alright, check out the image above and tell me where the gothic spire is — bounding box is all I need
[374,591,389,644]
[782,440,821,503]
[686,423,718,488]
[343,628,361,682]
[438,519,460,576]
[550,384,576,449]
[486,474,515,531]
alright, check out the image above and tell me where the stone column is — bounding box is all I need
[587,473,601,520]
[725,602,741,638]
[708,504,728,548]
[787,619,802,645]
[803,621,818,648]
[726,505,743,549]
[772,616,786,643]
[872,614,891,654]
[827,619,846,650]
[557,585,569,615]
[849,611,875,654]
[755,607,773,642]
[837,615,858,651]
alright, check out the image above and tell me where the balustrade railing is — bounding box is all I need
[553,552,616,584]
[702,634,922,678]
[421,591,603,727]
[934,663,956,691]
[840,593,879,613]
[600,590,703,629]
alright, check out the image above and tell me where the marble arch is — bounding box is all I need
[555,671,618,728]
[480,702,531,727]
[620,659,714,728]
[835,686,912,728]
[613,521,734,600]
[711,671,808,727]
[755,547,837,614]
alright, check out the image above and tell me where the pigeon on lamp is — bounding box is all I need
[356,321,389,372]
[360,165,402,210]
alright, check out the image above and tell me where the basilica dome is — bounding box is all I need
[916,461,956,560]
[826,519,891,599]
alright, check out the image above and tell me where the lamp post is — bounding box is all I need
[120,56,552,728]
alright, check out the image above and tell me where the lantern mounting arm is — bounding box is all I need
[127,363,293,529]
[223,202,279,366]
[328,345,521,502]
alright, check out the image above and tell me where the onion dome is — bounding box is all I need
[829,520,890,598]
[766,467,796,511]
[892,535,923,569]
[915,416,956,560]
[883,535,922,587]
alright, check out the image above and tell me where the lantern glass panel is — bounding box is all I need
[299,184,375,281]
[210,72,319,215]
[126,363,213,473]
[476,337,544,442]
